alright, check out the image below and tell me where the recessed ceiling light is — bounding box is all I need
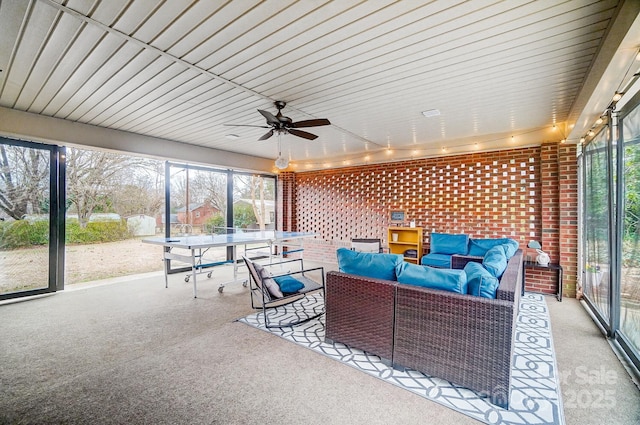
[225,134,240,139]
[422,109,440,118]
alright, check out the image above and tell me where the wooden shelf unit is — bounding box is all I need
[388,227,423,264]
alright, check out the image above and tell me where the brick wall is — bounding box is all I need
[277,171,296,232]
[559,144,579,298]
[280,145,578,296]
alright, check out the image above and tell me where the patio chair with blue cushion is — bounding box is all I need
[242,256,325,328]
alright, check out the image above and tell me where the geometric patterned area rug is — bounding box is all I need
[237,292,564,425]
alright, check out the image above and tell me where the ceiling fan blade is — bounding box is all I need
[291,118,331,128]
[258,109,280,126]
[224,124,270,128]
[287,128,318,140]
[258,129,274,141]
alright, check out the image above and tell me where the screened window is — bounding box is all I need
[620,103,640,356]
[583,127,612,322]
[582,95,640,378]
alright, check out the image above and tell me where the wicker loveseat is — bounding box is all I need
[325,249,523,408]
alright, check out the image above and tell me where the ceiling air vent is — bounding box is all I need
[422,109,440,118]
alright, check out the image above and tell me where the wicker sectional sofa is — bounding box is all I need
[325,249,523,408]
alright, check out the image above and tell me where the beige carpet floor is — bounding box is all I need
[1,262,639,424]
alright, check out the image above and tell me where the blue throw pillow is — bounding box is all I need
[273,275,305,293]
[502,239,519,259]
[336,248,403,281]
[430,233,469,255]
[464,261,500,298]
[468,238,519,257]
[396,262,467,294]
[482,245,508,278]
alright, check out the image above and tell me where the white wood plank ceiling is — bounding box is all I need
[0,0,636,171]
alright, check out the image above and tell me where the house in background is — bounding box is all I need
[175,203,220,227]
[157,213,179,230]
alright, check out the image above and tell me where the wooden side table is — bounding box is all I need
[522,261,563,301]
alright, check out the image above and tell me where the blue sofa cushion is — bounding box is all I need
[464,261,500,298]
[336,247,403,281]
[273,275,305,293]
[468,238,518,257]
[397,262,467,294]
[430,232,469,255]
[421,253,452,268]
[482,245,508,278]
[502,239,519,259]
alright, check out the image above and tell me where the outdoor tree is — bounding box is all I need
[235,174,274,230]
[0,144,50,220]
[249,175,266,230]
[624,143,640,243]
[169,168,227,228]
[110,159,164,217]
[190,169,227,212]
[66,148,144,228]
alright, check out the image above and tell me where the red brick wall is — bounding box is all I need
[540,143,560,262]
[559,144,579,298]
[525,144,560,294]
[277,171,296,232]
[280,146,578,296]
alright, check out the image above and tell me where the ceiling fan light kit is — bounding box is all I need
[275,132,289,170]
[275,155,289,170]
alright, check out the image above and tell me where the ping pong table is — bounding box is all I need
[142,230,316,297]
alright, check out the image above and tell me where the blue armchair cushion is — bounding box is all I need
[468,238,518,257]
[430,233,469,255]
[482,245,508,278]
[464,261,500,298]
[273,275,305,294]
[421,253,452,268]
[396,262,467,294]
[336,247,403,281]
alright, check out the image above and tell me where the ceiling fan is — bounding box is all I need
[225,100,331,141]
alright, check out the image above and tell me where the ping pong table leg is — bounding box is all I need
[219,245,237,293]
[164,247,170,289]
[191,248,198,298]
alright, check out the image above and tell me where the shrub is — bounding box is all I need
[66,221,132,244]
[203,214,226,234]
[233,204,257,229]
[0,220,49,249]
[0,219,133,249]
